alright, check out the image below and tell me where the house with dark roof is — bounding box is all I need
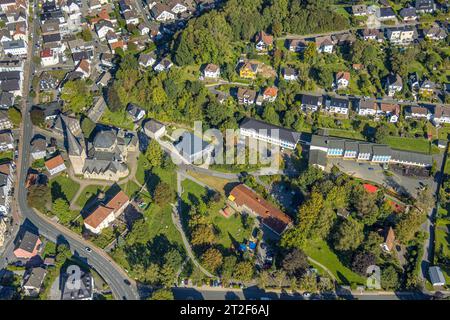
[377,7,396,20]
[13,230,42,259]
[399,7,417,21]
[416,0,435,13]
[30,136,47,160]
[126,103,146,122]
[236,87,257,105]
[429,266,445,286]
[143,118,166,139]
[324,96,350,116]
[239,118,300,150]
[22,267,47,297]
[385,73,403,97]
[300,94,322,112]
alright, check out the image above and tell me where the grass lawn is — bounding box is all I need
[49,175,81,202]
[76,185,107,208]
[99,108,134,130]
[327,129,365,141]
[181,179,253,249]
[119,180,141,198]
[382,136,434,154]
[186,170,233,195]
[303,239,366,285]
[0,151,13,163]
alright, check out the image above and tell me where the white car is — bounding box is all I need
[303,292,311,298]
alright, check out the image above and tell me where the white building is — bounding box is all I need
[203,63,220,79]
[3,40,27,56]
[40,48,59,67]
[45,155,67,176]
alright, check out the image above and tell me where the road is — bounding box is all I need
[3,0,140,300]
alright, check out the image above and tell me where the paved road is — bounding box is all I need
[5,0,140,300]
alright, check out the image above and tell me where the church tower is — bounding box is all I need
[64,118,86,175]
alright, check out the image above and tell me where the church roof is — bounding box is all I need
[93,129,116,149]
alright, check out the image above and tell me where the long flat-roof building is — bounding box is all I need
[239,118,300,150]
[309,135,433,169]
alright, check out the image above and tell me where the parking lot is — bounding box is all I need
[327,158,435,197]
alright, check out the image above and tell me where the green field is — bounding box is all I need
[303,240,366,285]
[99,108,134,130]
[181,179,253,249]
[76,185,106,208]
[50,175,81,202]
[382,136,436,154]
[119,180,141,198]
[327,129,365,141]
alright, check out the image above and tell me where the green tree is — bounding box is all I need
[81,116,96,138]
[30,108,45,126]
[27,184,51,212]
[221,255,237,283]
[149,288,174,300]
[232,261,254,282]
[333,218,364,252]
[201,248,223,273]
[153,182,175,206]
[395,209,427,244]
[145,139,164,168]
[381,265,399,290]
[61,80,93,113]
[191,224,215,246]
[281,248,309,278]
[52,198,71,224]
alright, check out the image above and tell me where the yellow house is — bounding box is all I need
[239,62,258,79]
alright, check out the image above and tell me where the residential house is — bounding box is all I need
[335,71,350,89]
[358,99,378,116]
[282,67,298,81]
[203,63,220,79]
[126,103,146,122]
[419,79,437,98]
[408,72,420,93]
[0,92,14,109]
[361,29,384,42]
[331,33,356,46]
[13,230,42,259]
[0,131,13,151]
[95,20,114,41]
[40,48,59,67]
[228,184,292,236]
[174,131,214,164]
[86,96,107,123]
[74,59,91,79]
[22,267,47,297]
[30,137,47,160]
[315,36,333,53]
[385,73,403,97]
[377,7,396,20]
[416,0,435,14]
[399,7,417,21]
[0,162,13,216]
[237,87,257,105]
[239,62,258,79]
[404,106,431,120]
[261,86,278,103]
[352,5,368,16]
[429,266,446,287]
[255,31,273,52]
[381,227,395,252]
[84,189,130,234]
[138,52,156,68]
[386,26,415,45]
[379,103,400,123]
[45,154,66,176]
[153,58,173,72]
[424,25,447,41]
[0,111,12,130]
[287,39,308,52]
[300,94,322,112]
[239,118,300,150]
[143,118,166,139]
[433,105,450,124]
[137,23,150,36]
[324,96,350,116]
[151,3,175,22]
[2,39,27,56]
[96,71,112,87]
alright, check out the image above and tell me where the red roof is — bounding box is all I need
[45,155,65,170]
[229,184,292,235]
[263,86,278,97]
[363,183,378,193]
[337,71,350,81]
[40,48,53,58]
